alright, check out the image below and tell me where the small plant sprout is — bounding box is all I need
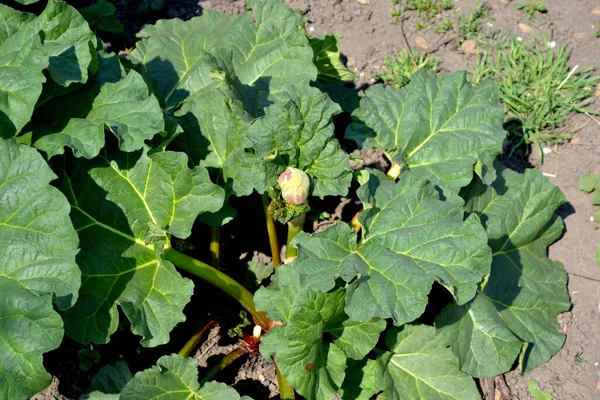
[516,0,548,19]
[377,49,439,88]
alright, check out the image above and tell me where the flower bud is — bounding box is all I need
[278,167,310,205]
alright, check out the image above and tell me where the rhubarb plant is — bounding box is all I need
[0,0,570,399]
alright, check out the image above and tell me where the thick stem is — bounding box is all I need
[387,162,402,180]
[262,194,282,269]
[199,346,248,386]
[178,321,218,358]
[285,214,305,259]
[350,211,362,234]
[163,246,272,330]
[210,226,220,269]
[274,358,295,399]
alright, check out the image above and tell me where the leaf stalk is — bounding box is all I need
[285,214,305,259]
[274,358,295,399]
[198,346,249,386]
[210,226,220,269]
[262,194,282,269]
[163,246,272,329]
[178,321,218,358]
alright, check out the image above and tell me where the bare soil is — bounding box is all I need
[32,0,600,399]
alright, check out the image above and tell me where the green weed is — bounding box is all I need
[377,49,439,89]
[456,0,492,41]
[516,0,547,19]
[392,0,453,32]
[469,34,600,156]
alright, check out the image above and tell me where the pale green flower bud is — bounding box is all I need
[278,167,310,205]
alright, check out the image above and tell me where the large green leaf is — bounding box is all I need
[60,149,224,346]
[216,0,317,115]
[380,324,480,400]
[82,360,133,400]
[175,80,267,198]
[0,139,80,399]
[0,5,48,137]
[120,355,247,400]
[450,166,570,374]
[292,170,491,324]
[435,294,523,377]
[257,264,385,400]
[346,70,505,191]
[129,10,236,110]
[33,0,96,86]
[248,84,352,197]
[33,56,165,157]
[338,358,384,400]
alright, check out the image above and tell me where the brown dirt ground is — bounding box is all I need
[32,0,600,399]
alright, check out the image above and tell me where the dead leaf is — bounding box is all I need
[594,82,600,97]
[573,32,587,40]
[461,40,477,55]
[597,376,600,392]
[357,0,369,3]
[518,23,534,33]
[415,36,429,51]
[592,7,600,16]
[494,388,502,400]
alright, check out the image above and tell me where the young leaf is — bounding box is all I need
[0,5,48,137]
[308,33,355,83]
[120,354,247,399]
[292,170,491,324]
[248,85,352,197]
[257,264,385,399]
[379,324,480,400]
[592,190,600,206]
[60,150,224,346]
[33,0,96,86]
[346,70,505,191]
[578,172,599,193]
[460,165,570,373]
[0,139,80,399]
[528,379,553,400]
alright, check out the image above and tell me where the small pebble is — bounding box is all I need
[308,26,315,32]
[415,36,429,50]
[547,41,556,49]
[518,23,534,33]
[542,147,552,155]
[517,37,523,41]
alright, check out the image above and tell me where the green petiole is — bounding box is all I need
[163,245,272,330]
